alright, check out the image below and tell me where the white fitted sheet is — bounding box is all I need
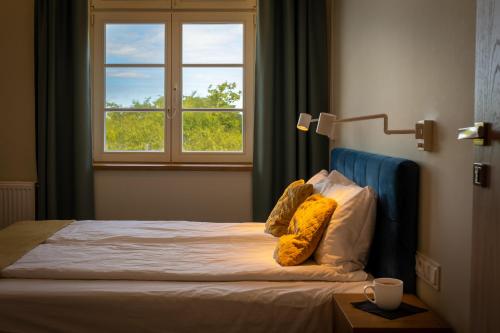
[0,279,369,333]
[2,220,368,282]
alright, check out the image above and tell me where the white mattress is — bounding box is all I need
[0,220,371,333]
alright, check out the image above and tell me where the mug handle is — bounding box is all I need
[363,284,376,304]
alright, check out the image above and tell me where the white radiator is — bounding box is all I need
[0,182,36,229]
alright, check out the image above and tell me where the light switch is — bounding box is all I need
[416,252,441,290]
[473,163,488,187]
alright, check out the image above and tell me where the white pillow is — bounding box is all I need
[306,169,329,185]
[314,171,377,273]
[315,170,364,199]
[310,170,336,194]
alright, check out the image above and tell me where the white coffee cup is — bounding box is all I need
[363,278,403,310]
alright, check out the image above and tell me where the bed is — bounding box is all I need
[0,148,419,333]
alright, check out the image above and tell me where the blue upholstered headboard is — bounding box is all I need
[330,148,419,293]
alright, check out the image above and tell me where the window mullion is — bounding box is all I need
[106,64,165,68]
[105,108,165,112]
[166,15,172,161]
[181,108,244,112]
[182,64,243,68]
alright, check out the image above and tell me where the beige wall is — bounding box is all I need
[0,2,476,331]
[332,1,475,332]
[0,0,37,181]
[95,170,253,221]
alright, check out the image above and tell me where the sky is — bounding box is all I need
[105,23,244,109]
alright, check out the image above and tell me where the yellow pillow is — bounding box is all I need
[274,194,337,266]
[264,180,313,237]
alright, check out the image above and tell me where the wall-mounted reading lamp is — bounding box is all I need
[297,113,435,151]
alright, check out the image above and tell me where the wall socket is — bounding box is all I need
[415,252,441,290]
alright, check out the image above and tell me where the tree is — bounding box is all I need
[183,82,240,109]
[105,82,243,152]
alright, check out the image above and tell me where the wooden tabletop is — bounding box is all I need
[333,294,452,332]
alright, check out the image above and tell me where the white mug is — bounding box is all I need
[363,278,403,310]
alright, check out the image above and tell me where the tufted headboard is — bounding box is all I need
[330,148,419,293]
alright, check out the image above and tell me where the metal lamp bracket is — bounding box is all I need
[298,112,436,152]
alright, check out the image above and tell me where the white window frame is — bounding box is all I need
[172,0,256,10]
[91,10,255,164]
[92,12,172,162]
[92,0,256,10]
[171,12,254,163]
[93,0,173,9]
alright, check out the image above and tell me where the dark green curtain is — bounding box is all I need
[35,0,95,219]
[253,0,330,221]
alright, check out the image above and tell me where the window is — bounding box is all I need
[92,11,255,163]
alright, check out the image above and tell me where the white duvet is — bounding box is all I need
[2,220,368,282]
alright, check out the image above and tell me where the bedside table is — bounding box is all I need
[333,294,452,333]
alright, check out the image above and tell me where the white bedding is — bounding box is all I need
[2,220,368,282]
[0,279,369,333]
[0,220,371,333]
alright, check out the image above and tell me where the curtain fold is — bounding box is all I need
[35,0,95,220]
[253,0,329,221]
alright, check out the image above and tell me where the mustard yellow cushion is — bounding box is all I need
[274,194,337,266]
[264,180,313,237]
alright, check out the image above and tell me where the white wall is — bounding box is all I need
[0,0,37,182]
[331,1,475,332]
[95,170,253,221]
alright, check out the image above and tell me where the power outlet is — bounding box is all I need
[415,252,441,290]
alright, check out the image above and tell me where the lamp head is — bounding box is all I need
[297,113,312,131]
[316,113,336,139]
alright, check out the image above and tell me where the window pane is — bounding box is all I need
[105,111,165,152]
[106,24,165,64]
[183,24,243,64]
[182,68,243,109]
[106,68,164,109]
[182,111,243,152]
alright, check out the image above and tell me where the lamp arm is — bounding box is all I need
[300,112,434,151]
[332,113,416,135]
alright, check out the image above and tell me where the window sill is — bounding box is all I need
[93,162,253,171]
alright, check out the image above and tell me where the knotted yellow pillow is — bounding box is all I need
[274,194,337,266]
[264,180,313,237]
